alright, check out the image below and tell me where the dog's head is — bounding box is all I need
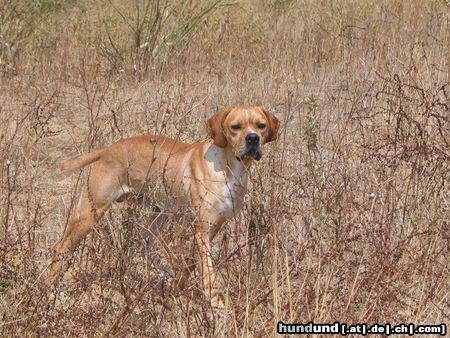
[207,106,280,161]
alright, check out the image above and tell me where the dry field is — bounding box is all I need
[0,0,448,336]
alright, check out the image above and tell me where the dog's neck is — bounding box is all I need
[204,142,251,181]
[223,145,253,170]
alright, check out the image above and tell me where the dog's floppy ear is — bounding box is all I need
[206,107,231,148]
[261,107,280,143]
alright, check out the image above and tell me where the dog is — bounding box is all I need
[48,105,279,308]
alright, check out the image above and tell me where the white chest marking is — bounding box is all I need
[219,162,248,219]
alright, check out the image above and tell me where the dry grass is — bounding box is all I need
[0,0,449,336]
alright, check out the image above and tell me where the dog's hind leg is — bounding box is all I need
[48,161,127,286]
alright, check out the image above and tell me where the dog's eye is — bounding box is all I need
[231,124,241,130]
[257,123,266,129]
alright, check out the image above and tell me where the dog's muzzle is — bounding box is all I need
[239,133,262,161]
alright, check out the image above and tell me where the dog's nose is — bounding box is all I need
[245,133,260,145]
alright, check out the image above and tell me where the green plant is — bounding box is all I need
[99,0,227,77]
[0,0,69,73]
[303,95,320,153]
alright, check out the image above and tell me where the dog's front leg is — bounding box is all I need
[195,221,224,308]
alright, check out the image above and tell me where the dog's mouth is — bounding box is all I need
[237,148,262,161]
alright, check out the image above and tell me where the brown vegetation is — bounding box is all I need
[0,0,448,336]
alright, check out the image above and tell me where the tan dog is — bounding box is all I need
[49,105,279,307]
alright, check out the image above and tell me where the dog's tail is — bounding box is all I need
[60,148,106,171]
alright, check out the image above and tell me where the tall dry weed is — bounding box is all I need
[0,0,448,336]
